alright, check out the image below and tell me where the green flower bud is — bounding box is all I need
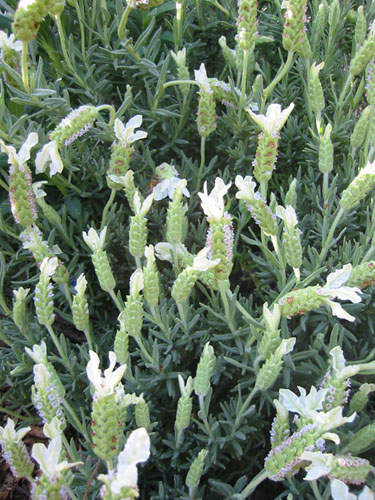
[355,6,367,48]
[312,1,328,43]
[135,397,151,429]
[282,0,311,58]
[258,329,281,360]
[72,273,89,332]
[309,62,325,114]
[350,383,375,413]
[319,124,333,174]
[197,91,217,138]
[348,261,375,289]
[12,0,49,41]
[276,205,302,273]
[285,178,297,208]
[91,393,124,461]
[175,394,193,433]
[328,0,340,29]
[346,423,375,455]
[236,0,258,52]
[129,214,148,258]
[114,312,130,364]
[52,262,69,285]
[20,226,55,263]
[166,180,188,245]
[256,338,296,391]
[186,449,208,490]
[207,78,241,107]
[143,245,160,308]
[218,36,237,70]
[36,197,62,226]
[365,59,375,106]
[253,131,280,184]
[48,0,65,16]
[171,48,190,98]
[329,455,370,485]
[0,419,34,480]
[12,287,30,330]
[32,364,66,428]
[171,267,199,304]
[206,215,234,280]
[8,161,37,227]
[34,257,58,326]
[269,400,290,448]
[107,143,133,189]
[50,105,98,148]
[340,161,375,211]
[278,286,322,317]
[83,228,116,293]
[245,191,278,237]
[350,28,375,76]
[123,170,139,212]
[350,106,370,149]
[265,424,321,480]
[194,342,216,398]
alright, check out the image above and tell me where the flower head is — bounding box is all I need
[235,175,257,201]
[318,264,362,322]
[86,351,126,398]
[192,247,220,271]
[0,419,30,445]
[246,103,294,134]
[32,436,81,478]
[82,227,107,252]
[198,177,231,221]
[153,163,190,201]
[35,140,64,176]
[114,115,147,146]
[0,30,22,54]
[276,205,298,231]
[0,132,38,167]
[194,63,212,93]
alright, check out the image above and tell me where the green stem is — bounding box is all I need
[133,334,158,366]
[62,398,90,442]
[207,0,230,17]
[322,172,329,206]
[234,386,258,431]
[239,468,268,498]
[319,206,345,264]
[21,41,29,93]
[218,279,235,333]
[310,479,324,500]
[334,73,353,126]
[109,289,123,312]
[150,305,170,338]
[46,323,72,372]
[101,0,109,45]
[135,256,142,269]
[240,49,249,107]
[195,136,206,191]
[174,0,183,51]
[75,0,87,64]
[83,327,94,351]
[96,104,116,128]
[54,14,87,88]
[61,282,73,307]
[177,301,189,332]
[264,51,294,101]
[118,5,131,39]
[198,393,211,437]
[101,189,117,230]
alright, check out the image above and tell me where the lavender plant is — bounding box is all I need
[1,0,375,498]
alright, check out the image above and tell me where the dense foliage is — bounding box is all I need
[1,0,375,498]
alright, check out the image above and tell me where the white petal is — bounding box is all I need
[114,118,127,141]
[118,427,150,466]
[18,132,38,164]
[327,300,356,322]
[325,264,352,290]
[331,479,357,500]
